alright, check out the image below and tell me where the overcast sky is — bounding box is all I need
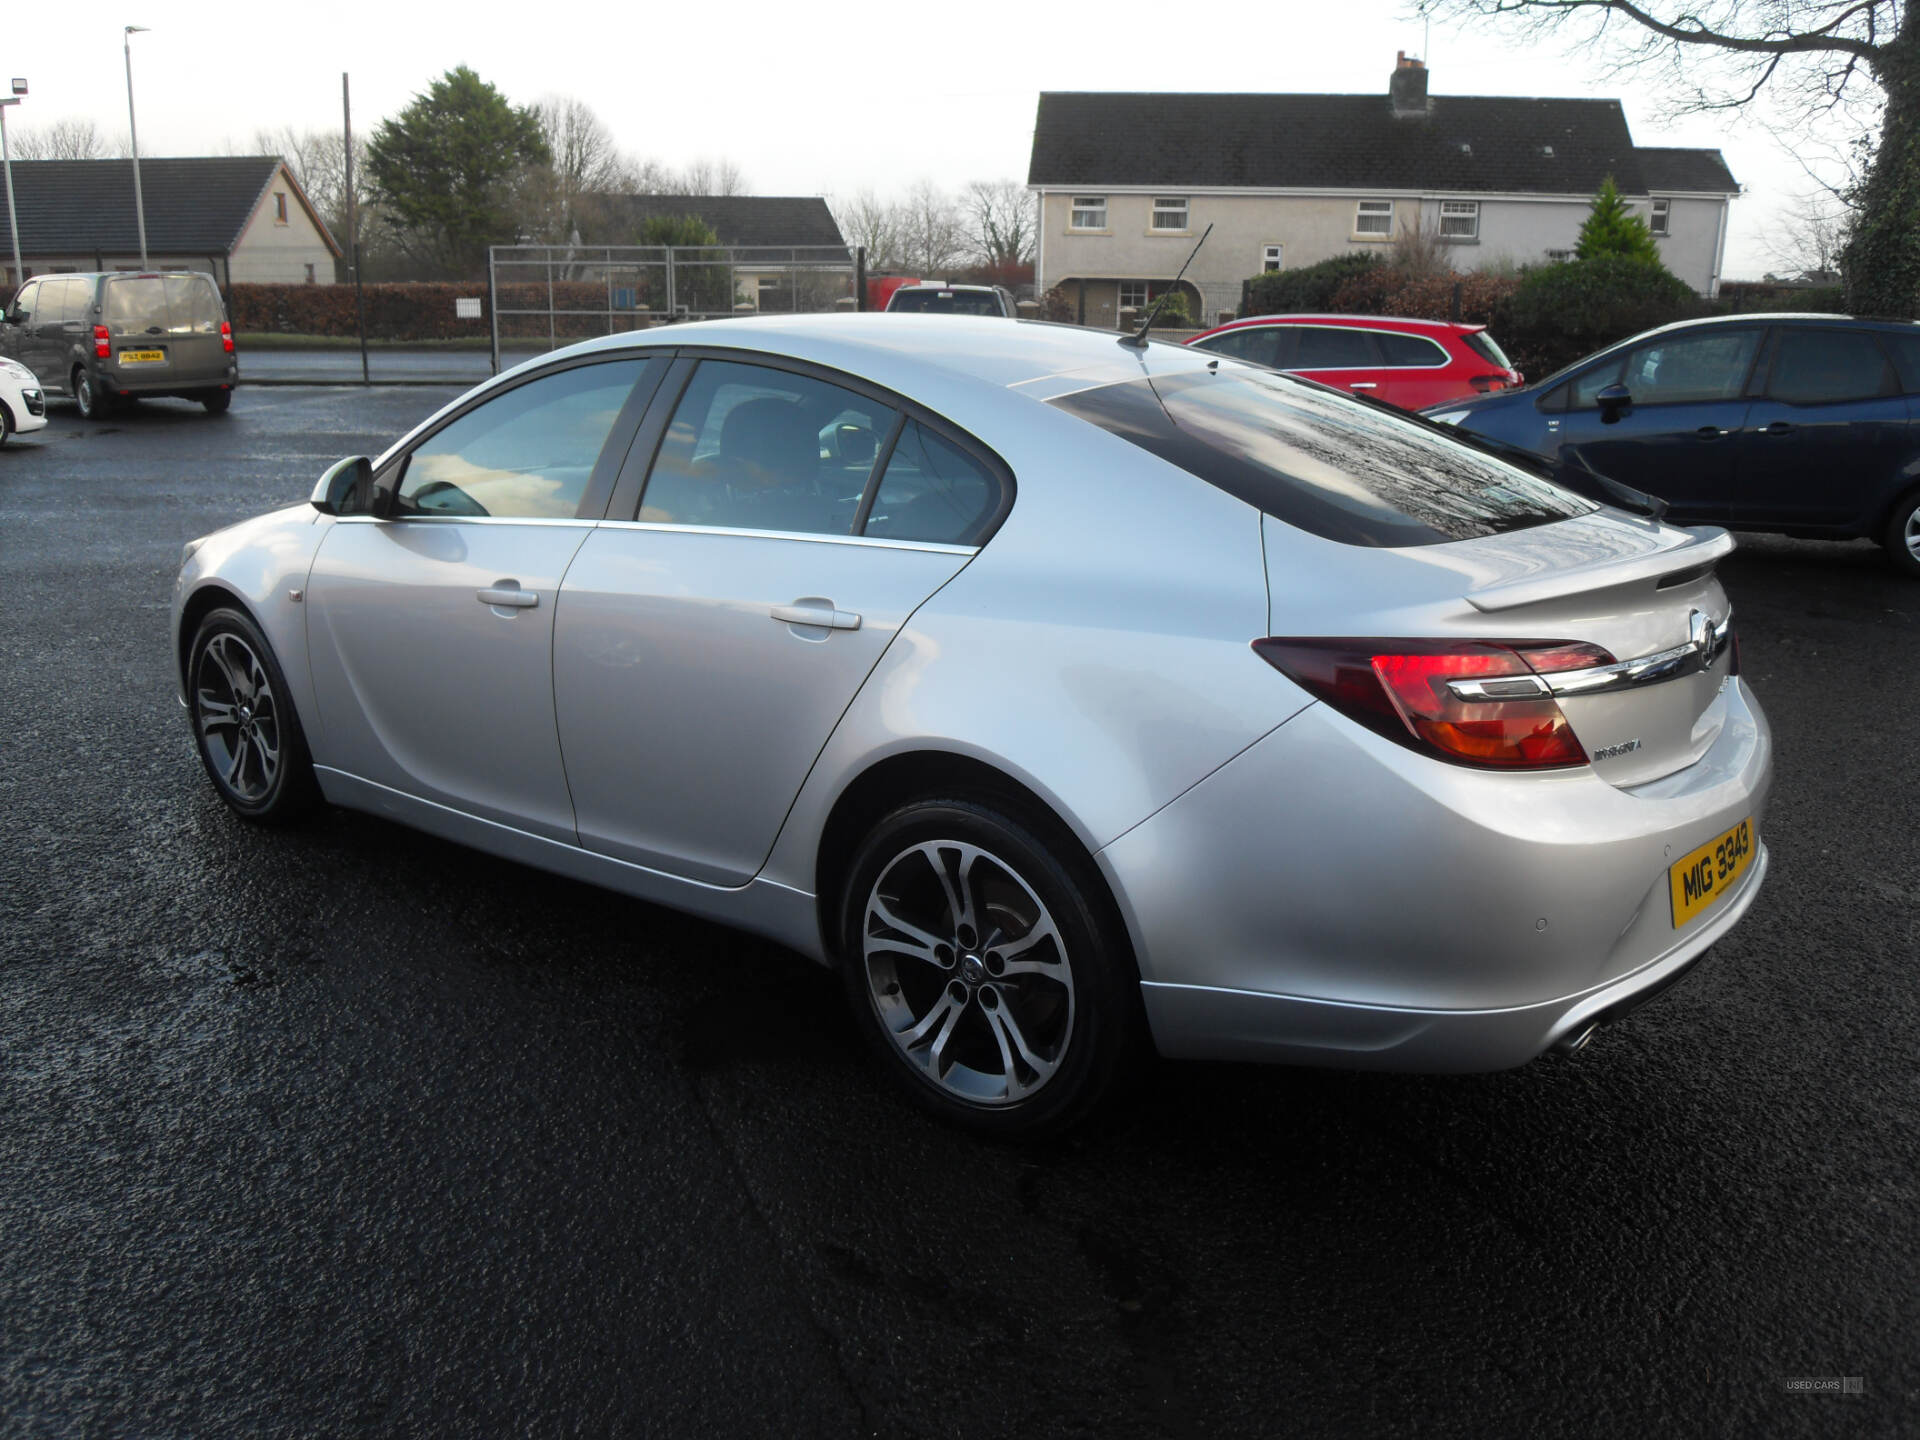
[4,3,1871,278]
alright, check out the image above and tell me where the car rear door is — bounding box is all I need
[158,274,229,383]
[304,357,659,842]
[1288,324,1388,398]
[553,354,999,886]
[1370,328,1461,409]
[1733,326,1910,528]
[1551,325,1763,523]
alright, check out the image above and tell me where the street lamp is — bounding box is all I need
[124,26,149,268]
[1,77,24,289]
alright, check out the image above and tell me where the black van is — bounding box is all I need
[0,270,238,417]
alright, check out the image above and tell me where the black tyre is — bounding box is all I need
[1883,487,1920,578]
[0,401,11,446]
[202,388,232,415]
[73,366,109,420]
[186,606,320,824]
[839,797,1140,1137]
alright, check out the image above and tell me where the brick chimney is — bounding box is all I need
[1390,51,1429,118]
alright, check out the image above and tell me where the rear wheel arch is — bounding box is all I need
[814,750,1136,980]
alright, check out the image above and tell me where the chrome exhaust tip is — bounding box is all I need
[1552,1023,1599,1056]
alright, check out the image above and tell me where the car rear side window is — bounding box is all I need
[1375,332,1449,368]
[396,360,646,519]
[1765,329,1896,405]
[1880,330,1920,392]
[1293,326,1379,369]
[640,360,895,536]
[862,422,1002,545]
[1050,369,1593,548]
[888,290,1005,316]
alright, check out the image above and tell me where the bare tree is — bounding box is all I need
[534,96,636,196]
[961,180,1036,267]
[832,189,905,269]
[1416,0,1920,312]
[672,157,748,197]
[896,180,966,276]
[1762,190,1852,277]
[11,117,110,160]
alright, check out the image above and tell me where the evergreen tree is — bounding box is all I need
[1575,177,1664,266]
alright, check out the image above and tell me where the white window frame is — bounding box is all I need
[1151,196,1190,232]
[1438,200,1479,241]
[1118,279,1149,311]
[1354,200,1394,238]
[1069,196,1108,231]
[1261,243,1284,273]
[1650,198,1671,237]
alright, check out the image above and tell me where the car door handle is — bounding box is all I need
[771,602,861,631]
[1347,382,1378,390]
[1761,421,1794,436]
[1696,426,1731,438]
[476,583,539,609]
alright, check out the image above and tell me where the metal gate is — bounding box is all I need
[486,243,863,374]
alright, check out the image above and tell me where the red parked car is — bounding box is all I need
[1186,314,1522,410]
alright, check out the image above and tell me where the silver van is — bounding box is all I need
[0,271,238,417]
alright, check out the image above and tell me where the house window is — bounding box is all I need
[274,193,288,224]
[1151,197,1189,231]
[1439,200,1480,240]
[1118,280,1149,311]
[1070,196,1108,230]
[304,263,317,284]
[1354,200,1394,237]
[1262,244,1284,273]
[1650,198,1671,237]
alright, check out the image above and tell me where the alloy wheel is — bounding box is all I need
[1905,504,1920,562]
[861,839,1075,1106]
[194,631,282,802]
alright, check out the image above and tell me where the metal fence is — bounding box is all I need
[486,243,864,374]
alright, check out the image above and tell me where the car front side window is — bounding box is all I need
[394,360,647,520]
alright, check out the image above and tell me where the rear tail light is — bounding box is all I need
[1467,374,1512,393]
[1253,637,1616,769]
[220,321,233,354]
[92,325,110,359]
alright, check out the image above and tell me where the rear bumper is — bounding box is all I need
[1098,675,1773,1070]
[100,362,237,396]
[1139,845,1765,1070]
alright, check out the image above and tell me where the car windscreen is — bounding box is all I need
[1049,367,1594,547]
[103,275,224,337]
[1462,329,1514,372]
[889,290,1004,316]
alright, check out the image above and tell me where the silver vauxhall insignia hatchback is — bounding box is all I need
[171,315,1772,1134]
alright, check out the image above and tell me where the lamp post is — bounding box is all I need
[124,26,149,268]
[1,78,24,289]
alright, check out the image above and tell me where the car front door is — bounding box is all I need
[554,355,1001,886]
[1551,326,1763,522]
[1734,326,1911,528]
[304,357,659,842]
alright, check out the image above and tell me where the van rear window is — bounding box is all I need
[104,274,223,336]
[1049,368,1592,547]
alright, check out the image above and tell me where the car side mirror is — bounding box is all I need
[1595,384,1633,424]
[311,455,375,516]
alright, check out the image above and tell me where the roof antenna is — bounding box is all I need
[1119,222,1213,349]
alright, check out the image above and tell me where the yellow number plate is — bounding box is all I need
[119,349,165,364]
[1669,817,1756,928]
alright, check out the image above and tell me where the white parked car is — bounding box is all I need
[0,355,48,443]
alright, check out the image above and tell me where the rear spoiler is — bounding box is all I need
[1467,529,1736,613]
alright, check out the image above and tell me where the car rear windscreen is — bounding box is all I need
[1049,368,1593,547]
[1462,329,1515,372]
[104,274,224,336]
[889,289,1004,316]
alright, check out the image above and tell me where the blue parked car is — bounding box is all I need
[1425,314,1920,576]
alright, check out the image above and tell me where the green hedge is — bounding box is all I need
[1243,254,1384,315]
[227,281,663,342]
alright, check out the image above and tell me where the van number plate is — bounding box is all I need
[1668,817,1755,928]
[119,350,165,364]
